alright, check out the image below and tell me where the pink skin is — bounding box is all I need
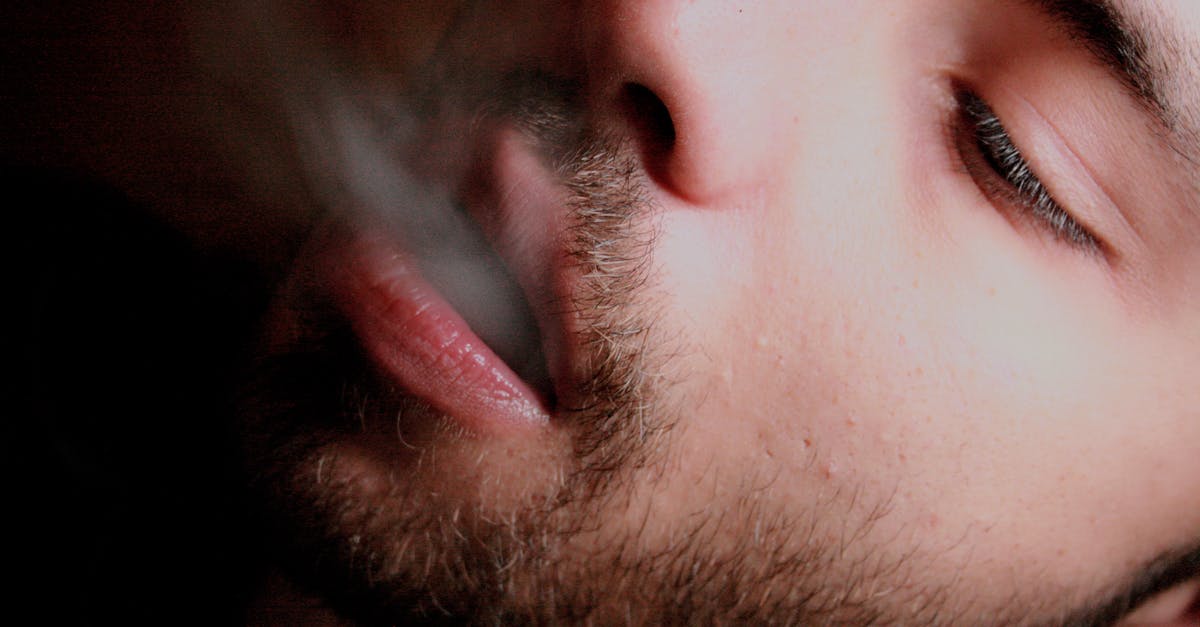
[319,127,575,433]
[331,230,550,430]
[19,0,1200,621]
[264,0,1200,619]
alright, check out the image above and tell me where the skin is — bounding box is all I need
[7,0,1200,623]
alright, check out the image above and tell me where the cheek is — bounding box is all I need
[776,222,1200,583]
[898,254,1200,583]
[632,1,1200,587]
[652,172,1200,589]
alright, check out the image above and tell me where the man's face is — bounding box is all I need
[141,0,1200,622]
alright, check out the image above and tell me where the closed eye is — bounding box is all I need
[952,88,1102,254]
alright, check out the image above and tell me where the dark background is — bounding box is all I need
[4,168,268,624]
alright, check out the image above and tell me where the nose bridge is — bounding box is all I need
[580,0,800,204]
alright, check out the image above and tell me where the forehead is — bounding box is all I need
[1133,0,1200,52]
[1125,1,1200,146]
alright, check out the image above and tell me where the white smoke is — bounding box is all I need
[188,0,551,393]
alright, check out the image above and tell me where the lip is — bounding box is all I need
[317,125,574,433]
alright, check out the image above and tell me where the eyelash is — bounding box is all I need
[953,89,1101,252]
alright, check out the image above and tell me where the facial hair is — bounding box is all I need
[236,83,689,622]
[228,5,970,624]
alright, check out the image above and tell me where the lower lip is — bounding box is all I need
[326,229,551,433]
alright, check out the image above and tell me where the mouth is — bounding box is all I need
[316,124,573,433]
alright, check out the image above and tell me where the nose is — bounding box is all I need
[579,1,790,204]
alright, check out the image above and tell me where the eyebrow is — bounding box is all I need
[1025,0,1200,214]
[1062,541,1200,624]
[1023,0,1172,123]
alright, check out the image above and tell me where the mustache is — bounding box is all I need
[225,13,699,621]
[280,68,586,398]
[465,71,675,473]
[253,56,674,467]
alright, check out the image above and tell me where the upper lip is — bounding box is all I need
[460,124,575,399]
[312,119,577,431]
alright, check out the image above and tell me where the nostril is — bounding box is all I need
[621,82,676,174]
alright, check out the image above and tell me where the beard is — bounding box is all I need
[226,6,971,625]
[233,105,939,625]
[236,88,690,621]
